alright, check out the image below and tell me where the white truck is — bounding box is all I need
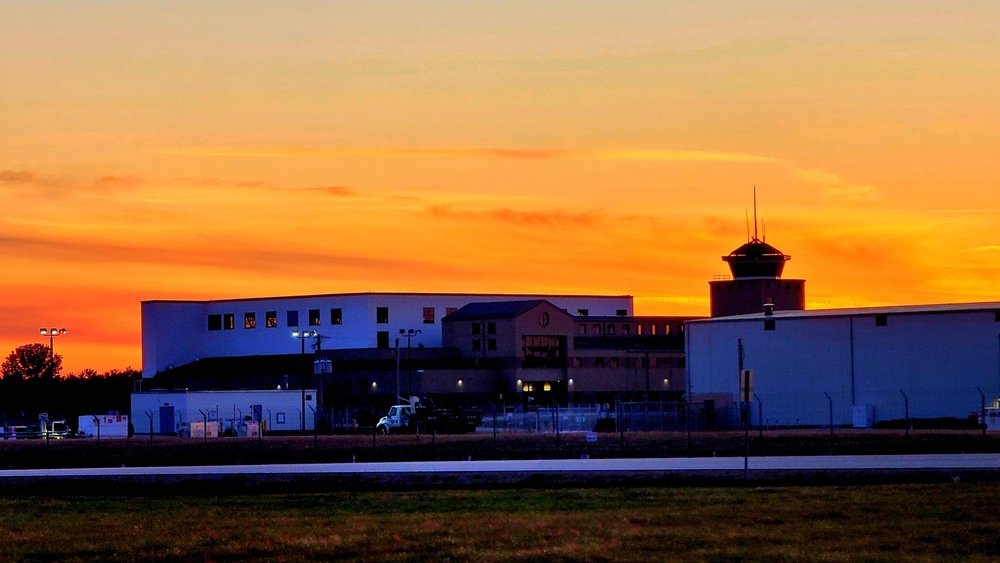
[376,397,481,435]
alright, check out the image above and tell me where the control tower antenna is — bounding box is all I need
[753,185,759,242]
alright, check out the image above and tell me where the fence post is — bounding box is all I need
[753,393,763,443]
[978,387,987,438]
[900,390,910,437]
[823,392,834,440]
[145,410,153,446]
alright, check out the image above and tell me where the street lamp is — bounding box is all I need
[292,330,317,432]
[39,327,67,378]
[399,328,421,398]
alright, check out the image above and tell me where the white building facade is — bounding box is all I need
[131,389,317,434]
[686,303,1000,427]
[142,292,633,378]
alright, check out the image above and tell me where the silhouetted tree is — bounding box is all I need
[2,343,61,381]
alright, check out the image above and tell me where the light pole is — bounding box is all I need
[39,327,67,378]
[292,330,316,432]
[399,329,421,398]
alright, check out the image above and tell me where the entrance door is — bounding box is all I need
[159,405,175,435]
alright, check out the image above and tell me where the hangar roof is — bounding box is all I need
[688,301,1000,325]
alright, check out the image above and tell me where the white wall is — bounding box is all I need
[687,308,1000,427]
[142,293,632,377]
[131,390,317,433]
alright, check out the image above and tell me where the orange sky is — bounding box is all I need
[3,3,1000,373]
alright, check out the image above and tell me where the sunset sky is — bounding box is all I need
[3,2,1000,373]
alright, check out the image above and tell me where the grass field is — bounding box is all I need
[2,483,999,561]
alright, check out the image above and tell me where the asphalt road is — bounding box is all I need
[1,453,998,479]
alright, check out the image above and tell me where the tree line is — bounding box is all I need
[1,344,139,427]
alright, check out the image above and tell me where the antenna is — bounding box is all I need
[745,209,750,242]
[762,220,766,242]
[753,185,759,242]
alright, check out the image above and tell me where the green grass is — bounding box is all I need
[2,483,1000,561]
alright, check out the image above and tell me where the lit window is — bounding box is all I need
[650,324,657,335]
[376,307,389,324]
[543,383,552,392]
[265,311,277,328]
[330,308,342,325]
[244,312,256,329]
[223,313,235,330]
[287,311,299,327]
[309,309,321,326]
[637,324,643,335]
[423,307,435,324]
[208,314,222,331]
[664,324,671,335]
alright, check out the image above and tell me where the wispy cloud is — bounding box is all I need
[158,146,779,163]
[965,245,1000,252]
[0,170,38,184]
[796,168,882,204]
[428,205,600,227]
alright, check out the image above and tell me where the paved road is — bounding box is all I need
[1,453,998,479]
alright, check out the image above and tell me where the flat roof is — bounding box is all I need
[142,291,633,305]
[688,301,1000,324]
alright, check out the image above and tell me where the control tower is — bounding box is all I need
[709,203,805,317]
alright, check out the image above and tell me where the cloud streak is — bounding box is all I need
[428,205,601,227]
[158,146,779,163]
[796,168,882,204]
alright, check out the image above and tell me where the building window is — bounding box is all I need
[309,309,321,326]
[472,339,481,352]
[994,310,1000,322]
[376,307,389,324]
[610,357,620,368]
[276,412,286,424]
[472,323,481,335]
[376,331,389,349]
[650,324,657,335]
[244,312,256,329]
[595,357,605,368]
[764,319,776,331]
[578,323,587,335]
[607,324,615,335]
[622,324,630,335]
[636,324,643,335]
[287,310,299,327]
[265,311,277,328]
[423,307,435,324]
[522,335,565,368]
[208,314,222,331]
[616,309,627,317]
[330,308,342,325]
[487,338,497,351]
[592,323,601,335]
[875,314,888,327]
[446,307,457,316]
[223,313,235,330]
[578,308,589,316]
[664,324,671,335]
[487,322,496,334]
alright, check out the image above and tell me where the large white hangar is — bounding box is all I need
[685,302,1000,427]
[141,292,633,378]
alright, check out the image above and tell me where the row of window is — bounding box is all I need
[714,282,802,291]
[577,323,682,336]
[208,306,460,331]
[574,356,685,369]
[576,309,629,317]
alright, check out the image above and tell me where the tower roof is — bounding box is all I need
[722,239,790,279]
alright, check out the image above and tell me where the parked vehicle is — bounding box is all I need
[376,398,481,435]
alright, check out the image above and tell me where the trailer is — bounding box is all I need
[77,413,132,438]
